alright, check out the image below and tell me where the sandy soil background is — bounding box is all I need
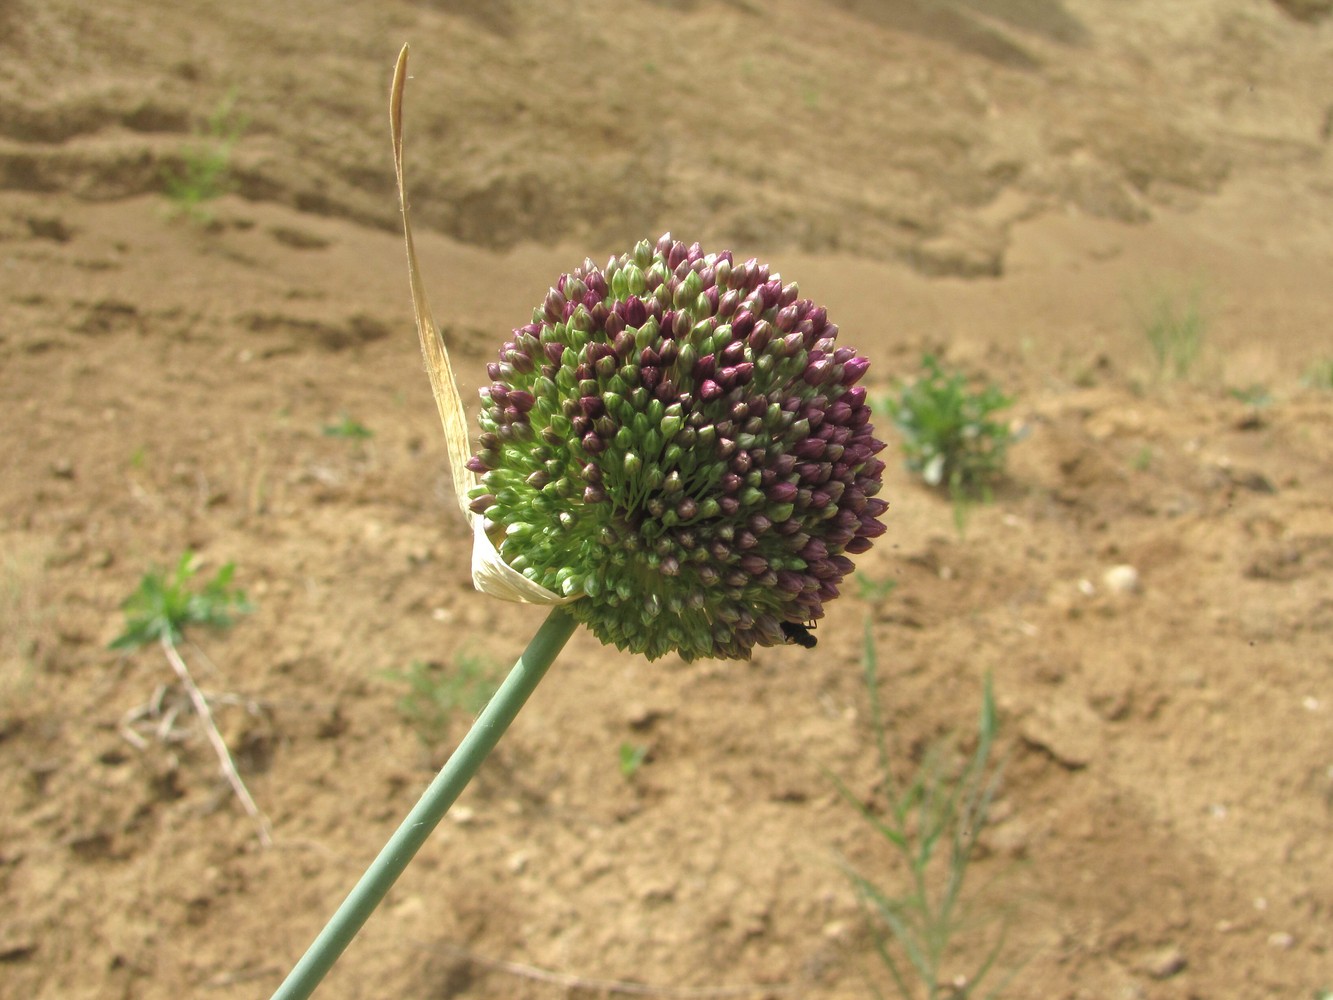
[2,1,1331,998]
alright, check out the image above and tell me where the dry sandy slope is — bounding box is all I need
[2,1,1332,998]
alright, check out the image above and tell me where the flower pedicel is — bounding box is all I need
[466,236,888,661]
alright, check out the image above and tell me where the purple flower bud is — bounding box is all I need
[803,358,834,386]
[543,288,565,324]
[842,356,870,385]
[619,296,648,328]
[731,309,755,340]
[796,461,828,484]
[826,400,853,425]
[800,538,828,561]
[795,437,826,460]
[809,559,837,580]
[740,554,768,575]
[858,515,887,538]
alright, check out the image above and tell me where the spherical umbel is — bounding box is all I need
[466,234,888,661]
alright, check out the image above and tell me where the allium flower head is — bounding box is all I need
[466,235,888,661]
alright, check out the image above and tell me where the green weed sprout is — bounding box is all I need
[1140,286,1204,381]
[383,655,499,753]
[111,552,251,650]
[268,49,889,998]
[322,414,374,440]
[1227,384,1272,408]
[619,742,649,778]
[163,91,247,222]
[856,572,898,604]
[1302,358,1333,391]
[837,626,1015,1000]
[882,355,1015,502]
[110,553,269,845]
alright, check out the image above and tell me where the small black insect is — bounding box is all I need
[780,620,818,649]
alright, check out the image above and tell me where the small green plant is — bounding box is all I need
[111,553,268,845]
[163,91,247,221]
[1140,286,1204,380]
[835,626,1016,999]
[385,654,500,750]
[1227,384,1271,407]
[1131,445,1153,472]
[111,552,251,650]
[1302,358,1333,391]
[322,413,373,440]
[857,573,899,604]
[882,355,1016,502]
[619,742,649,778]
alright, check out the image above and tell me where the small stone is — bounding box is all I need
[1103,564,1141,594]
[821,920,851,941]
[1267,931,1295,950]
[626,704,666,730]
[506,851,529,875]
[51,458,74,479]
[1137,945,1186,980]
[1019,697,1102,769]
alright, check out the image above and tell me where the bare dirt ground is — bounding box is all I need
[2,1,1331,998]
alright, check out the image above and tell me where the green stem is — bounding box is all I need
[270,606,579,1000]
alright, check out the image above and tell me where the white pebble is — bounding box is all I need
[1103,564,1141,594]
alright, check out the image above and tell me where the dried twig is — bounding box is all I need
[159,633,273,847]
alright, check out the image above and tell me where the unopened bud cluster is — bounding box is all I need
[466,235,887,661]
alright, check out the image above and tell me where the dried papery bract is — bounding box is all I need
[390,47,576,607]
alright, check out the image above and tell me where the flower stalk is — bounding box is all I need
[270,607,577,1000]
